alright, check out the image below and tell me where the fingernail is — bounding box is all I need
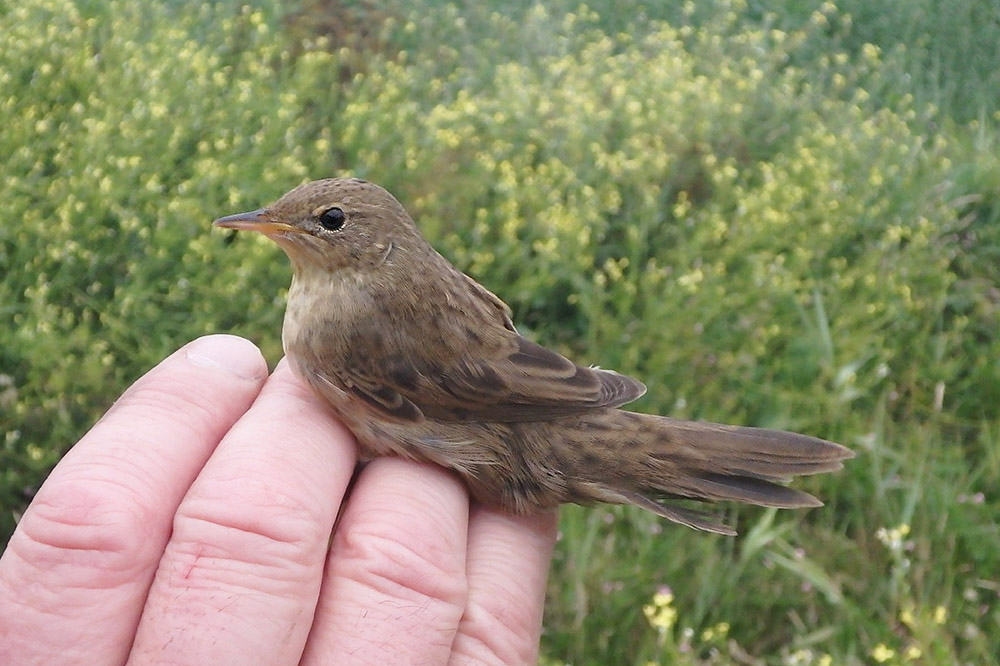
[185,335,267,381]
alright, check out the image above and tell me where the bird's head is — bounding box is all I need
[213,178,422,274]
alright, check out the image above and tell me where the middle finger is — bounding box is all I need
[128,360,355,665]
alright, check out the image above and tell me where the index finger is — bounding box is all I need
[0,335,268,666]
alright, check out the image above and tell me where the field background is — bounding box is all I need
[2,0,999,663]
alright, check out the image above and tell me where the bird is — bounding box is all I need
[214,177,853,535]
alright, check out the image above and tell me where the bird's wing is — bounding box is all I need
[306,268,646,424]
[331,332,646,424]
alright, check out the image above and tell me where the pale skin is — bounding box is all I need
[0,335,557,666]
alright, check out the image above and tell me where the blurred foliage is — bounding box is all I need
[2,0,999,663]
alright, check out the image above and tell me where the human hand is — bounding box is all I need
[0,335,557,665]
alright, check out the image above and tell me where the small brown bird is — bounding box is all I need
[214,178,852,534]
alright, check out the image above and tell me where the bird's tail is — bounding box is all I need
[559,411,854,535]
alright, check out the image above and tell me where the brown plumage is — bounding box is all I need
[214,178,853,535]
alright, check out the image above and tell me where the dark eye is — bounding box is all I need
[318,207,345,231]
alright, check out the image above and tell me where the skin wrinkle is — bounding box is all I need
[449,508,555,665]
[62,448,173,507]
[165,428,344,581]
[333,529,468,610]
[456,592,537,665]
[332,467,469,609]
[102,374,235,436]
[13,472,165,590]
[296,457,473,666]
[159,546,313,617]
[173,487,328,564]
[169,510,318,574]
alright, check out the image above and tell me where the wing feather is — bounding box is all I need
[312,264,646,424]
[346,334,645,423]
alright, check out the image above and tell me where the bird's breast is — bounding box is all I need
[283,273,365,378]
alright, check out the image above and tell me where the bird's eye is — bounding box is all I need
[318,207,345,231]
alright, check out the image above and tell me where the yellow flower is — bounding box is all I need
[700,621,729,642]
[642,604,677,631]
[871,643,895,663]
[933,605,947,624]
[642,588,677,631]
[875,523,910,551]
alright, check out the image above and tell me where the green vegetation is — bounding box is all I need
[2,0,998,663]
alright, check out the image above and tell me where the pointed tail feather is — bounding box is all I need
[654,418,854,480]
[563,411,853,534]
[618,491,739,536]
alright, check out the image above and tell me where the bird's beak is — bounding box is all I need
[213,209,303,235]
